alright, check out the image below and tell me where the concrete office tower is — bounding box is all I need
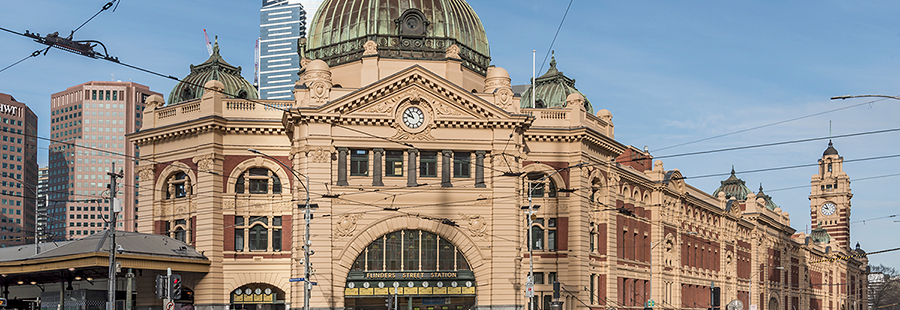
[47,81,161,239]
[36,167,48,242]
[0,92,38,247]
[259,0,307,99]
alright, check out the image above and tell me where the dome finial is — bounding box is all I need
[758,183,764,193]
[549,50,557,69]
[213,35,220,55]
[731,165,735,175]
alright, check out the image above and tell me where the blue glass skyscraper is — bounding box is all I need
[259,0,306,100]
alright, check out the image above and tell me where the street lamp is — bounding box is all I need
[524,162,587,310]
[247,148,315,310]
[749,266,784,309]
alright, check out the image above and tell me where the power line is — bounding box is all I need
[0,49,46,74]
[655,98,889,152]
[537,0,575,74]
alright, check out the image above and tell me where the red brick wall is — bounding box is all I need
[154,220,166,235]
[557,217,568,251]
[597,223,607,256]
[282,215,292,251]
[190,215,197,246]
[223,215,235,251]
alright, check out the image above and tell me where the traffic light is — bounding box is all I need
[552,281,560,299]
[170,274,182,300]
[0,297,7,308]
[710,287,721,308]
[385,296,393,309]
[155,275,168,299]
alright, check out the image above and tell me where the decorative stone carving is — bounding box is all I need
[335,214,363,238]
[494,88,514,108]
[459,213,488,238]
[193,154,214,173]
[363,40,378,56]
[363,96,400,114]
[308,147,332,163]
[300,57,312,69]
[391,123,436,141]
[493,154,519,174]
[302,60,332,105]
[474,194,491,206]
[138,164,155,182]
[445,44,460,59]
[433,101,462,116]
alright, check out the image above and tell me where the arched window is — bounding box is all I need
[351,230,470,272]
[174,227,186,242]
[249,225,268,251]
[527,172,557,198]
[166,172,190,199]
[235,168,282,194]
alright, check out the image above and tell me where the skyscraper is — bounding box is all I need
[0,92,38,247]
[47,81,161,240]
[258,0,307,100]
[36,167,48,243]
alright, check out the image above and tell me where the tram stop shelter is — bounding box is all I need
[0,230,209,310]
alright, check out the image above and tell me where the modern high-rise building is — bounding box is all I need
[0,92,38,247]
[47,81,161,240]
[36,167,48,243]
[258,0,307,99]
[296,0,323,19]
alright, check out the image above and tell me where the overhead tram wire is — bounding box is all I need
[0,48,48,74]
[537,0,575,74]
[767,172,900,193]
[655,98,889,152]
[71,1,119,36]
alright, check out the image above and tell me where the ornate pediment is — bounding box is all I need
[317,65,513,122]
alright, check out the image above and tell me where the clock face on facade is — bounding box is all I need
[821,202,836,216]
[402,106,425,129]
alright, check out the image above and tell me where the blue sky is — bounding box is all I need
[2,1,899,269]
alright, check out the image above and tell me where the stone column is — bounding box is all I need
[337,147,349,186]
[475,150,486,188]
[407,149,418,187]
[372,148,384,186]
[442,150,453,187]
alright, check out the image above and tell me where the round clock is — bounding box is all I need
[821,202,836,216]
[402,106,425,129]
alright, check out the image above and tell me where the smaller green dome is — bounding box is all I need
[519,54,593,114]
[168,38,259,105]
[712,167,753,201]
[755,184,779,211]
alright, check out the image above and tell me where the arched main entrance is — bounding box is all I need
[344,230,476,310]
[231,283,286,310]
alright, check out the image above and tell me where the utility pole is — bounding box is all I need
[107,162,123,310]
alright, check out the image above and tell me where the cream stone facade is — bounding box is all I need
[127,1,868,310]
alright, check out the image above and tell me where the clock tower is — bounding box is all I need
[810,141,853,248]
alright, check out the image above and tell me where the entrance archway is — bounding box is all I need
[231,283,286,310]
[344,230,476,310]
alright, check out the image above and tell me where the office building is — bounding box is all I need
[259,0,307,99]
[47,81,161,239]
[36,166,48,242]
[0,92,38,247]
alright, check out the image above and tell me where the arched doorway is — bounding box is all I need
[231,283,286,310]
[768,296,779,310]
[344,230,476,310]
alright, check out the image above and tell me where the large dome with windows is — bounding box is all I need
[305,0,491,75]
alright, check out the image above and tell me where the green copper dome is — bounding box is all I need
[306,0,491,75]
[168,39,259,105]
[519,54,593,114]
[755,184,779,211]
[712,167,753,201]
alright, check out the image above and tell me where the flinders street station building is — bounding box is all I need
[0,1,867,310]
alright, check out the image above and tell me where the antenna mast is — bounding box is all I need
[254,38,260,87]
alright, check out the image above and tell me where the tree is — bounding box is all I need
[869,265,900,310]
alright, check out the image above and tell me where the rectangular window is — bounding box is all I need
[273,229,282,251]
[533,272,545,285]
[234,228,244,251]
[419,151,438,177]
[112,91,117,101]
[92,90,97,100]
[350,149,369,176]
[105,90,111,100]
[453,152,470,178]
[385,150,404,177]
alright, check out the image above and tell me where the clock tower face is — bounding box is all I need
[402,106,425,129]
[821,202,836,216]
